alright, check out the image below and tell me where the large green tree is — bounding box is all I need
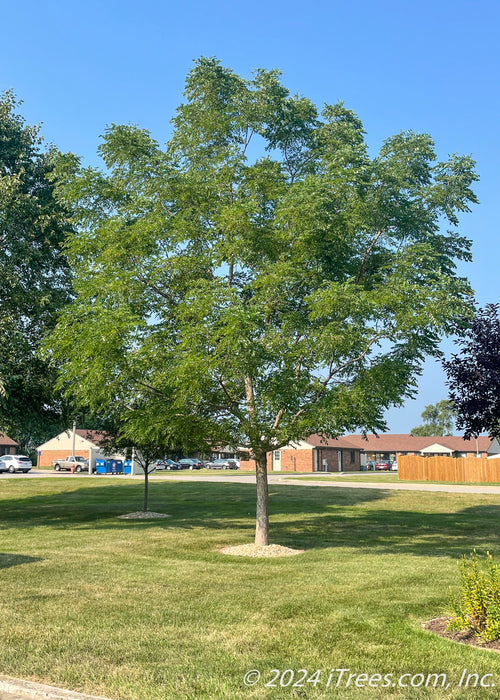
[411,399,457,436]
[0,91,73,451]
[48,58,477,544]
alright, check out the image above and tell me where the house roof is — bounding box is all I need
[304,434,364,450]
[75,429,109,447]
[36,428,111,452]
[343,433,492,453]
[0,433,18,446]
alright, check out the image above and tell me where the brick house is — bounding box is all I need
[242,433,493,473]
[0,433,18,456]
[36,429,111,469]
[244,435,363,473]
[343,434,493,462]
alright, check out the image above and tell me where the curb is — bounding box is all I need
[0,676,114,700]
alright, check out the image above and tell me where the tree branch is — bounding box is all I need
[283,143,296,184]
[356,229,385,283]
[216,374,238,407]
[289,334,387,424]
[245,375,257,428]
[134,271,173,301]
[331,335,385,378]
[272,408,285,430]
[138,380,171,398]
[242,127,254,158]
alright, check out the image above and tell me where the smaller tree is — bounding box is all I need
[123,444,161,514]
[411,399,456,436]
[97,409,204,513]
[98,432,157,513]
[443,305,500,439]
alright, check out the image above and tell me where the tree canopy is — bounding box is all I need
[443,305,500,439]
[48,58,478,544]
[0,91,73,450]
[411,399,457,436]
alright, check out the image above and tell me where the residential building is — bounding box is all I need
[244,435,362,472]
[0,433,18,456]
[36,429,111,470]
[243,433,493,472]
[345,434,492,463]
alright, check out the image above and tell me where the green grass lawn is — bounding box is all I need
[0,478,499,699]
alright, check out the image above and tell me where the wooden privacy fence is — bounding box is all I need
[398,455,500,483]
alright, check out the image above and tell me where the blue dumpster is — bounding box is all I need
[96,458,107,475]
[123,459,132,474]
[106,459,123,474]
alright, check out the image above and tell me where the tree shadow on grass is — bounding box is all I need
[0,553,42,569]
[0,479,385,531]
[261,504,500,558]
[0,481,498,560]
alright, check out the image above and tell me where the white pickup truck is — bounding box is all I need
[52,456,89,472]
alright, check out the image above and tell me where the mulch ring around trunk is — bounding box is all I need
[220,543,305,557]
[116,511,171,519]
[422,617,500,652]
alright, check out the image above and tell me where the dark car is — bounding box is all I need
[0,455,32,473]
[178,458,205,470]
[206,458,239,470]
[155,459,182,471]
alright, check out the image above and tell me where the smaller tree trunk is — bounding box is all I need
[254,452,269,546]
[143,468,149,512]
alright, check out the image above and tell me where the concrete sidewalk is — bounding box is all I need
[6,468,500,494]
[0,677,113,700]
[144,471,500,494]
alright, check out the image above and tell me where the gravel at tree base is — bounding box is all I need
[219,543,305,557]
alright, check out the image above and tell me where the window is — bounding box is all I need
[350,450,355,463]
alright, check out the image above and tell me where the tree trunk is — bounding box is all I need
[255,452,269,546]
[143,468,149,512]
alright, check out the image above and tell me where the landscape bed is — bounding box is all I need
[0,478,498,699]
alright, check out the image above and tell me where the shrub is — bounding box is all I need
[447,550,500,642]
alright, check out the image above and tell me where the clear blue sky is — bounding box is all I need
[2,0,498,433]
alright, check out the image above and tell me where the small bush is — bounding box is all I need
[447,550,500,641]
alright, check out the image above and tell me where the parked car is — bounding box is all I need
[155,459,182,471]
[205,458,239,470]
[178,458,205,470]
[0,455,32,473]
[52,456,89,472]
[375,461,390,471]
[390,461,398,471]
[365,460,376,471]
